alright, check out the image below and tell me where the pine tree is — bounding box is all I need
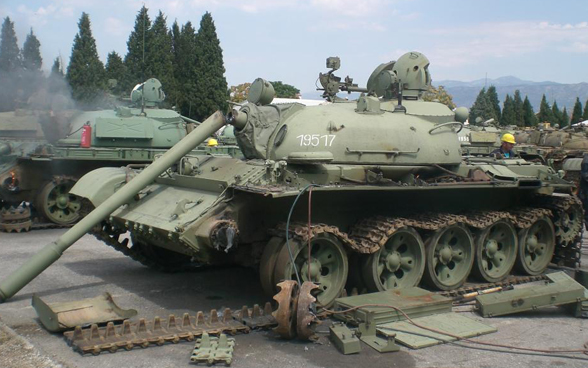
[551,101,563,127]
[470,88,493,124]
[513,90,524,127]
[51,57,64,76]
[105,51,126,94]
[149,11,176,106]
[583,98,588,121]
[22,29,42,71]
[171,20,182,94]
[501,94,516,126]
[486,85,501,123]
[537,94,553,124]
[123,6,152,93]
[571,97,583,125]
[0,17,21,72]
[522,96,537,127]
[192,12,228,121]
[66,12,106,106]
[562,107,570,128]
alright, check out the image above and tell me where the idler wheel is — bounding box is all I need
[515,216,555,275]
[272,280,299,339]
[472,220,518,282]
[35,177,81,225]
[360,227,425,291]
[422,224,474,290]
[273,233,348,308]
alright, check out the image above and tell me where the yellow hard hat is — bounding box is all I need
[501,133,515,144]
[207,138,218,147]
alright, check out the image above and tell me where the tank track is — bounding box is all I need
[64,304,276,355]
[437,274,548,299]
[0,203,75,233]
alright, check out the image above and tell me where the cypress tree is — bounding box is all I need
[171,20,182,93]
[175,21,197,117]
[583,98,588,121]
[0,17,21,72]
[551,101,563,127]
[149,11,176,106]
[513,90,524,127]
[571,97,583,125]
[522,96,537,127]
[537,94,553,124]
[66,12,106,106]
[123,6,152,93]
[192,12,228,121]
[486,85,501,123]
[501,94,516,126]
[562,107,570,128]
[105,51,126,94]
[470,88,491,124]
[51,57,64,76]
[22,29,42,71]
[0,17,21,111]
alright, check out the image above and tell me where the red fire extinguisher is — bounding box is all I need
[80,122,92,148]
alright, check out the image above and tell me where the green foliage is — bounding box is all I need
[123,6,152,93]
[469,88,498,125]
[51,57,64,76]
[583,98,588,121]
[149,11,176,106]
[229,83,251,103]
[571,97,583,124]
[66,12,106,106]
[0,17,21,72]
[537,94,553,124]
[562,107,570,127]
[173,21,198,116]
[486,86,501,122]
[522,96,538,127]
[269,81,301,99]
[192,12,228,121]
[22,29,42,71]
[105,51,126,94]
[513,90,524,127]
[501,94,516,126]
[422,85,456,109]
[551,101,563,127]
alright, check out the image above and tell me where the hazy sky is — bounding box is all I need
[1,0,587,97]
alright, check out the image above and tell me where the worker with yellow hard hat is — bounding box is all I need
[491,133,516,158]
[207,138,218,147]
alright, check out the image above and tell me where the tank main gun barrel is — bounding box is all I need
[0,111,227,303]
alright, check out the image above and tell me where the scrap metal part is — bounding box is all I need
[32,292,137,332]
[272,280,299,339]
[190,332,235,366]
[357,317,400,353]
[233,302,276,329]
[296,282,320,341]
[0,204,32,232]
[64,308,249,355]
[329,322,361,355]
[438,274,547,300]
[475,271,587,317]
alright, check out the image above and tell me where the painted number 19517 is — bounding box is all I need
[296,134,336,147]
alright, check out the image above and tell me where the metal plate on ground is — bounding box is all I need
[333,287,452,325]
[376,313,497,349]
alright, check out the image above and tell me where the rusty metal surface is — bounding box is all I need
[272,280,298,339]
[233,303,276,329]
[296,282,319,341]
[63,309,249,355]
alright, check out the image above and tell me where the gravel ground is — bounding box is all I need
[0,228,587,368]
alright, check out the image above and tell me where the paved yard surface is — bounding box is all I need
[0,228,587,368]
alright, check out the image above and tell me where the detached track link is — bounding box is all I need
[64,308,252,355]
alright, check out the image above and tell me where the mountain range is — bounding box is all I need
[435,76,588,111]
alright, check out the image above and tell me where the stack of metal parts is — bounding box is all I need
[64,309,249,355]
[190,333,235,366]
[0,204,31,232]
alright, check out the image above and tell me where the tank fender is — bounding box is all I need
[69,167,127,207]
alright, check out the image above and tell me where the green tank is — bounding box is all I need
[0,52,582,307]
[0,78,236,229]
